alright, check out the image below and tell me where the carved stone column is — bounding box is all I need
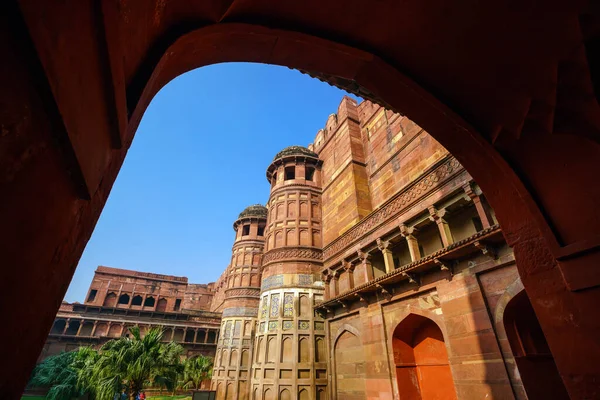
[342,259,355,291]
[428,206,454,247]
[377,238,395,274]
[76,319,84,336]
[354,250,374,286]
[330,270,340,298]
[323,272,332,301]
[62,319,69,335]
[91,320,98,336]
[400,224,421,262]
[463,182,494,228]
[193,328,198,344]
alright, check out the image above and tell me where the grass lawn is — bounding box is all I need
[148,396,191,400]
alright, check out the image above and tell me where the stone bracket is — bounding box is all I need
[402,272,420,287]
[434,258,454,276]
[474,240,497,259]
[375,283,392,297]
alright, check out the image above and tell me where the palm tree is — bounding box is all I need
[79,326,184,400]
[180,355,213,390]
[28,348,98,400]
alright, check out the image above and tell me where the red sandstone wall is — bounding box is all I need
[314,97,372,245]
[86,266,214,313]
[357,101,448,210]
[314,98,449,246]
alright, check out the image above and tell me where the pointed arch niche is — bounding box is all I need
[333,325,366,399]
[392,314,456,399]
[503,290,569,400]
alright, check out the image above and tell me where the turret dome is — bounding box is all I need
[273,146,318,161]
[237,204,268,219]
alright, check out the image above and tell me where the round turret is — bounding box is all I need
[238,204,268,219]
[272,145,318,161]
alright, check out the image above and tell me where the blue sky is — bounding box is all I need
[64,63,359,302]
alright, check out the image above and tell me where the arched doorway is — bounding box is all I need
[393,314,456,400]
[503,291,569,400]
[334,329,366,399]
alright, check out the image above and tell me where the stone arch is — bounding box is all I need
[276,203,283,220]
[131,295,143,306]
[503,290,569,399]
[253,387,259,400]
[216,382,224,399]
[298,389,309,400]
[108,323,122,337]
[286,229,296,246]
[241,349,249,367]
[226,382,235,400]
[94,322,108,336]
[241,273,250,286]
[493,277,525,324]
[103,292,117,307]
[333,323,362,348]
[279,388,291,400]
[298,337,309,363]
[386,305,448,343]
[264,387,274,400]
[65,320,80,335]
[250,274,259,287]
[222,349,229,367]
[256,336,264,363]
[143,296,155,307]
[287,201,296,218]
[316,387,327,400]
[312,230,321,247]
[117,293,130,305]
[281,336,293,363]
[267,336,277,363]
[315,337,326,362]
[275,231,283,247]
[233,274,240,287]
[392,313,457,400]
[156,298,168,312]
[7,14,600,397]
[50,319,66,334]
[299,295,310,317]
[299,201,308,217]
[334,329,366,399]
[299,229,309,246]
[230,349,238,366]
[79,321,94,336]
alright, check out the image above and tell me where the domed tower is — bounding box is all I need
[213,205,267,400]
[250,147,327,399]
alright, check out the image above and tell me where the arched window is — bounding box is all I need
[143,296,155,307]
[50,319,66,334]
[155,298,167,312]
[131,295,143,306]
[118,293,130,305]
[103,292,117,307]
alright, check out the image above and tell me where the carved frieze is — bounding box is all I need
[323,157,463,261]
[262,247,323,265]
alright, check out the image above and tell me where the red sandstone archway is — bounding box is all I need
[393,314,456,400]
[503,291,569,400]
[333,327,366,399]
[1,2,600,398]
